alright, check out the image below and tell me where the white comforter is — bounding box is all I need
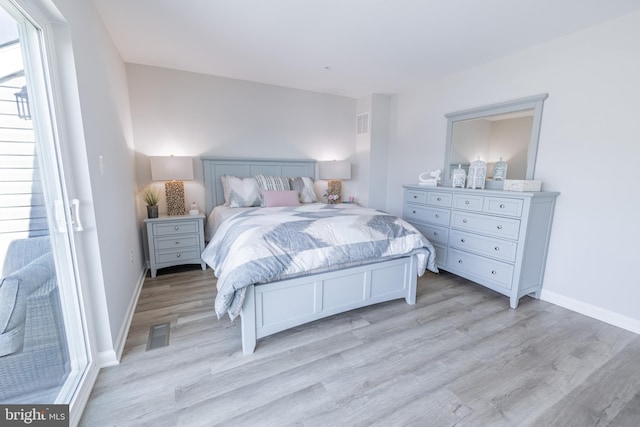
[201,203,438,320]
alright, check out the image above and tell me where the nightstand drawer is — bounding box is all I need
[155,248,201,264]
[154,235,200,250]
[153,221,199,236]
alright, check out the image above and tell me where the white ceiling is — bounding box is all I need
[93,0,640,99]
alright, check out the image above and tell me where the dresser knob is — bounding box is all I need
[497,225,503,230]
[175,241,180,245]
[433,232,438,236]
[494,246,500,251]
[460,239,465,243]
[413,195,417,199]
[174,226,179,230]
[435,214,440,218]
[437,197,441,201]
[462,219,468,223]
[458,259,463,264]
[491,270,497,275]
[412,210,416,214]
[176,253,181,258]
[499,204,505,208]
[465,200,470,205]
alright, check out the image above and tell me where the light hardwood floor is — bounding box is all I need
[80,267,640,426]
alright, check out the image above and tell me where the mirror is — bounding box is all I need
[443,94,548,188]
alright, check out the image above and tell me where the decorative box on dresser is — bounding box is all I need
[403,185,559,308]
[144,213,206,278]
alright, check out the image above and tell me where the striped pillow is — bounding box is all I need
[254,174,291,192]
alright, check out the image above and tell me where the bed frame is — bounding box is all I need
[202,157,420,354]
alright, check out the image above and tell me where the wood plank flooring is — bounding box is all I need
[80,268,640,426]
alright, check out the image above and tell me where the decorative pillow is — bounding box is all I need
[226,176,262,207]
[290,176,317,203]
[220,175,231,206]
[254,174,291,192]
[262,190,300,207]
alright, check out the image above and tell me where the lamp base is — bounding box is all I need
[328,180,343,204]
[165,181,186,216]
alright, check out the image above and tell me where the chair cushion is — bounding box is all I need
[2,236,51,276]
[0,252,54,356]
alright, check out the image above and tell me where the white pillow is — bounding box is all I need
[226,176,262,207]
[220,175,231,206]
[291,176,318,203]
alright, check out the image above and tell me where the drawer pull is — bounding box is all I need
[176,253,181,258]
[437,197,442,201]
[174,226,180,230]
[175,241,180,245]
[462,219,468,223]
[465,200,470,205]
[412,210,417,214]
[435,214,440,218]
[494,246,500,251]
[497,225,503,230]
[458,259,463,264]
[413,195,418,199]
[491,270,497,275]
[433,232,439,236]
[460,239,465,243]
[499,204,505,208]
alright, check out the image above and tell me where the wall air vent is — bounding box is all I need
[356,112,370,135]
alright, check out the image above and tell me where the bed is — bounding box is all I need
[202,157,437,354]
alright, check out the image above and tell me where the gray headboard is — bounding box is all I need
[202,157,316,214]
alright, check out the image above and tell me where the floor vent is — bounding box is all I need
[146,322,170,350]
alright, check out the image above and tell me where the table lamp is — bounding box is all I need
[150,156,194,215]
[318,160,351,203]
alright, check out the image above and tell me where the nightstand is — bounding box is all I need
[144,213,206,278]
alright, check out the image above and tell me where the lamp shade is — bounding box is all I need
[150,156,194,181]
[318,160,351,180]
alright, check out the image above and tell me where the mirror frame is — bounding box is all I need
[442,93,548,188]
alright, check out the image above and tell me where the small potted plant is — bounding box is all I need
[141,186,160,218]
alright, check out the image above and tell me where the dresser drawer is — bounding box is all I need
[451,211,520,240]
[449,230,517,262]
[426,192,452,208]
[404,205,450,227]
[153,220,199,236]
[155,248,201,264]
[453,194,484,211]
[447,248,514,289]
[432,243,447,266]
[406,190,427,204]
[154,235,200,251]
[414,223,449,245]
[484,197,524,217]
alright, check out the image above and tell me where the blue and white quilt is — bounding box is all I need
[201,204,438,320]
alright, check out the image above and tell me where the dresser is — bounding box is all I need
[144,213,206,278]
[403,185,559,308]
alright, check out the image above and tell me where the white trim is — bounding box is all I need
[69,363,100,427]
[541,290,640,335]
[110,266,147,364]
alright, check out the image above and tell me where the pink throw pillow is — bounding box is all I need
[262,190,300,207]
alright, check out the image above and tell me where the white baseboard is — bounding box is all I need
[96,266,147,368]
[541,289,640,335]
